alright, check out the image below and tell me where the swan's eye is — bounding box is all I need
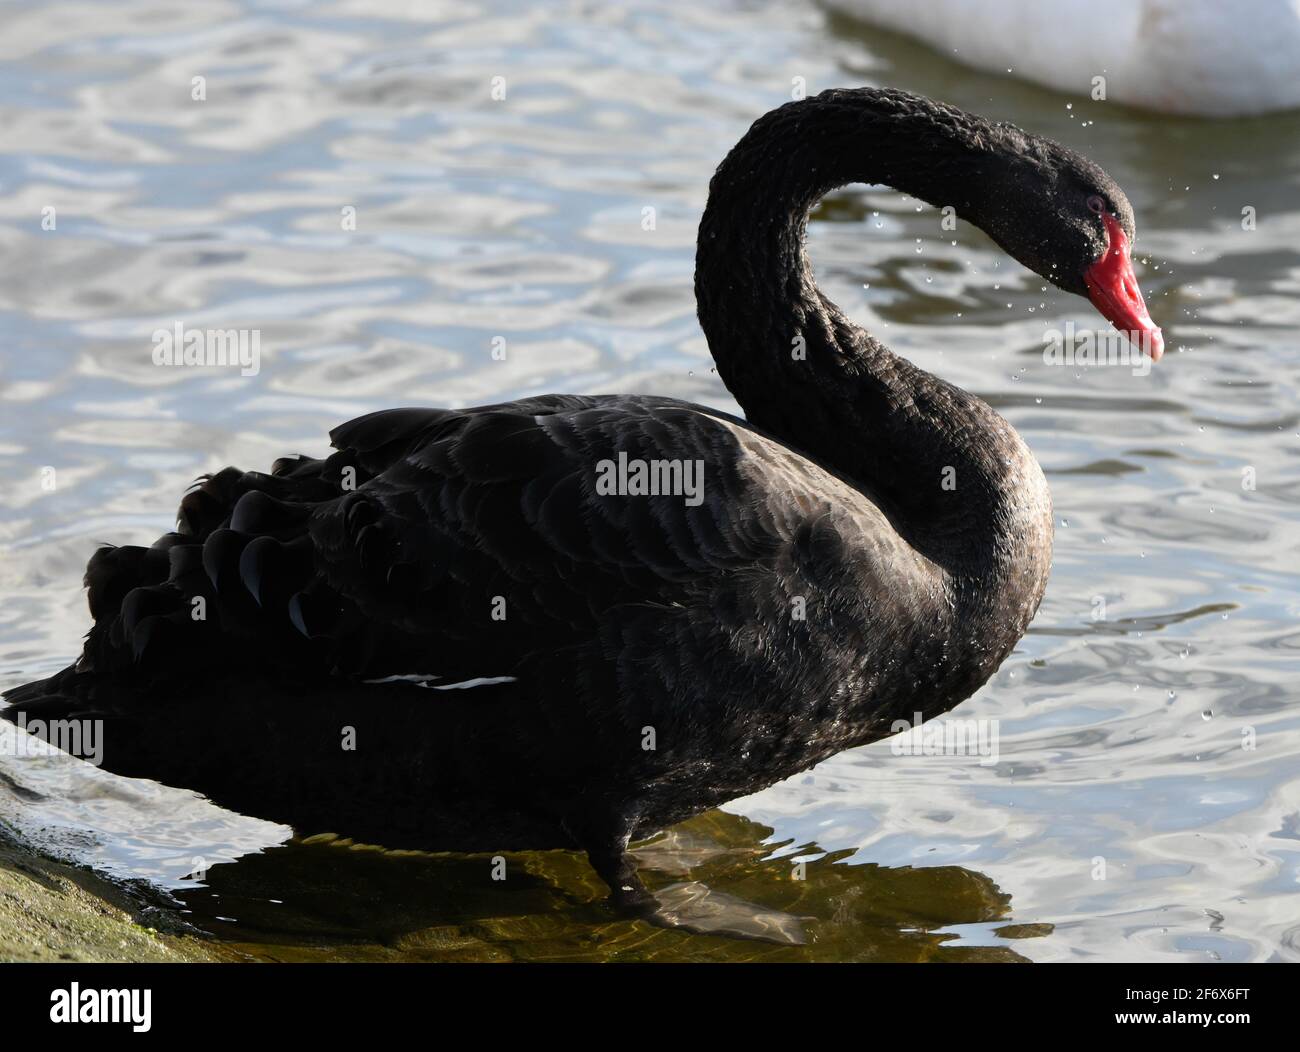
[1087,195,1106,216]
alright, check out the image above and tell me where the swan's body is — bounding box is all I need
[829,0,1300,117]
[5,88,1161,918]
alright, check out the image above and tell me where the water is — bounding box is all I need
[1,0,1298,962]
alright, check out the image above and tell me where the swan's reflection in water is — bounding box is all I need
[169,811,1048,962]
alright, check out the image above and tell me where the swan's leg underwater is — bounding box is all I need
[579,822,808,943]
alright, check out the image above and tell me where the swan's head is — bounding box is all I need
[978,133,1164,362]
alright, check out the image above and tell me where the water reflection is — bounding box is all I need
[171,812,1040,962]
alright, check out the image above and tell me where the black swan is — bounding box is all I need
[4,88,1162,926]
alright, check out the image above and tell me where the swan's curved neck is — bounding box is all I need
[695,89,1052,616]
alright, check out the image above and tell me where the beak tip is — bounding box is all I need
[1084,213,1164,367]
[1150,328,1165,362]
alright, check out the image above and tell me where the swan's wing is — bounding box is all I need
[71,394,891,691]
[303,396,809,680]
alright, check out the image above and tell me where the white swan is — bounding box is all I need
[827,0,1300,116]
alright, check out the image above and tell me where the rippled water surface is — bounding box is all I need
[2,1,1299,962]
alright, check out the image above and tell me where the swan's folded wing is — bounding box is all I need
[302,395,805,681]
[60,393,891,695]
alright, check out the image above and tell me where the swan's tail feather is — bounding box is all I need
[49,455,378,696]
[10,416,485,725]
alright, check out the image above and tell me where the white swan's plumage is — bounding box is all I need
[829,0,1300,116]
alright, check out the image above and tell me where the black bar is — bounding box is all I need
[1,961,1288,1037]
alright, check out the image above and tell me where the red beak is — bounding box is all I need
[1083,212,1163,362]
